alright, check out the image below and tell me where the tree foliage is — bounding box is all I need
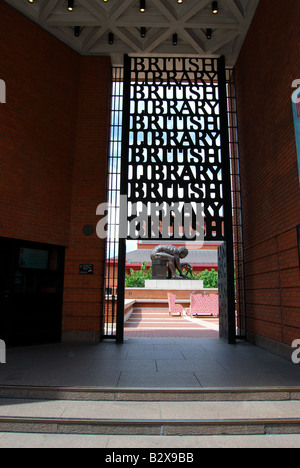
[125,262,152,288]
[125,262,218,289]
[182,267,218,288]
[199,268,218,288]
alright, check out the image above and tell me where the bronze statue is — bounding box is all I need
[150,244,190,279]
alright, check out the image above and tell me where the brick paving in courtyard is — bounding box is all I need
[124,308,219,338]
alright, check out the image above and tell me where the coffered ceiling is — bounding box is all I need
[3,0,260,67]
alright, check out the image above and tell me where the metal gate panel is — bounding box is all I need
[115,55,236,343]
[125,57,225,242]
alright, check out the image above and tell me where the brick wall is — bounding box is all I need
[235,0,300,353]
[62,57,111,343]
[0,1,112,343]
[0,0,79,246]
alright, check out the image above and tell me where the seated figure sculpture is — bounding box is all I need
[151,244,189,279]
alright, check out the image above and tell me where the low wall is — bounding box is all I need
[145,280,204,290]
[125,288,218,302]
[105,297,136,324]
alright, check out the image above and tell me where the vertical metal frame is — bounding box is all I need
[116,56,131,343]
[103,67,124,339]
[227,68,246,339]
[217,56,236,344]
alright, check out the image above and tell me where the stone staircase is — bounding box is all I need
[125,308,191,330]
[1,386,300,437]
[124,308,219,338]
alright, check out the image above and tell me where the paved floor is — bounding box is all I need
[1,337,300,389]
[1,333,300,448]
[1,433,300,448]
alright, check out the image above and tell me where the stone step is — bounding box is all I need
[1,385,300,401]
[1,397,300,436]
[1,415,300,436]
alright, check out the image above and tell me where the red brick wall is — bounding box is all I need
[62,57,111,342]
[235,0,300,349]
[0,0,79,246]
[0,1,112,342]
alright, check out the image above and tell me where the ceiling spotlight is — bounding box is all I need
[28,0,34,3]
[140,0,146,13]
[141,27,146,38]
[68,0,74,11]
[74,26,81,37]
[206,28,212,39]
[177,0,183,3]
[212,1,218,14]
[108,32,114,45]
[173,33,178,46]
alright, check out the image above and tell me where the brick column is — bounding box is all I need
[62,57,112,343]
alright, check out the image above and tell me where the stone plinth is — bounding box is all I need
[145,279,204,290]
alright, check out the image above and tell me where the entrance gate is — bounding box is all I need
[110,55,235,344]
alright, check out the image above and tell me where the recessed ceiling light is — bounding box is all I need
[212,1,218,14]
[108,32,114,45]
[140,0,146,13]
[74,26,81,37]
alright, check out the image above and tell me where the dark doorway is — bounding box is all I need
[0,237,65,346]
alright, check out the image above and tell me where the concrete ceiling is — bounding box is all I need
[4,0,260,67]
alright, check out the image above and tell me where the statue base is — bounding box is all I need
[145,279,204,290]
[151,259,168,280]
